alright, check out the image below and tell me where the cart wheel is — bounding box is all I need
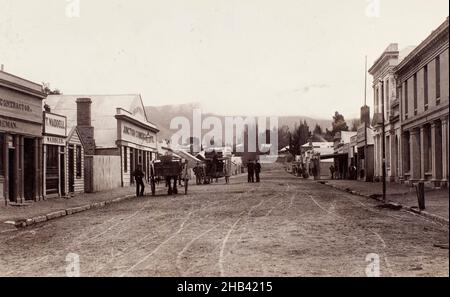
[151,179,156,196]
[184,179,188,195]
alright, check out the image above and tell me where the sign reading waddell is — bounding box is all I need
[44,112,67,137]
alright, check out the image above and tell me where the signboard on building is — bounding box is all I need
[44,112,67,137]
[0,115,42,136]
[357,124,374,147]
[119,120,157,149]
[0,87,43,125]
[43,135,66,146]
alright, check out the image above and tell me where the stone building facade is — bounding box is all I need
[396,18,449,187]
[0,70,46,205]
[369,43,413,182]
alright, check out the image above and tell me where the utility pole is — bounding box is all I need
[380,79,387,203]
[364,56,368,181]
[364,56,367,106]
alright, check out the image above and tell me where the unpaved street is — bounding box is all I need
[0,164,448,277]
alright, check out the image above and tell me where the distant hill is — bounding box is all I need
[144,103,333,143]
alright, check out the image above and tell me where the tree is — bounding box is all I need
[331,111,349,136]
[288,120,310,155]
[310,124,326,142]
[324,128,334,142]
[350,119,361,132]
[313,124,323,136]
[42,82,62,95]
[277,125,290,150]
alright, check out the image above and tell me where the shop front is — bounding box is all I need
[43,111,67,198]
[356,123,375,182]
[0,71,46,205]
[116,108,158,186]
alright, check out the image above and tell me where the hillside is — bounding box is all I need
[144,103,333,143]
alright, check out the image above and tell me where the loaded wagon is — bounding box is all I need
[203,150,232,184]
[150,155,189,195]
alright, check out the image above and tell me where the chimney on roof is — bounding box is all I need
[360,105,371,127]
[76,97,96,155]
[1,64,4,72]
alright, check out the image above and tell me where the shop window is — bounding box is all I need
[46,145,59,172]
[76,145,82,178]
[404,81,408,120]
[124,146,128,172]
[138,150,143,165]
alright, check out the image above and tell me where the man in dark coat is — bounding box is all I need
[329,164,335,180]
[254,160,261,183]
[194,162,203,185]
[133,165,145,197]
[247,161,255,183]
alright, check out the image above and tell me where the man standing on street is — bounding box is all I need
[133,165,145,197]
[255,160,261,183]
[247,160,255,183]
[329,164,335,180]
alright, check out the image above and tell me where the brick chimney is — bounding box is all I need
[76,98,96,155]
[360,105,371,127]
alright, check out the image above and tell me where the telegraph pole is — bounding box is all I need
[364,56,368,106]
[364,56,368,181]
[380,79,387,202]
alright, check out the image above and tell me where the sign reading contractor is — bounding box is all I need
[0,87,44,124]
[44,112,67,137]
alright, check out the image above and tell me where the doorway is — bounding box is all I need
[8,148,15,202]
[130,148,135,185]
[68,146,74,193]
[23,138,35,201]
[60,148,66,196]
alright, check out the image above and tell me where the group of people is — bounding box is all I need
[329,163,358,180]
[132,158,261,197]
[247,160,261,183]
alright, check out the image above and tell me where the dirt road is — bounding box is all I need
[0,164,448,276]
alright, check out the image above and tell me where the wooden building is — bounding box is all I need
[64,127,85,195]
[0,70,46,205]
[43,111,67,197]
[45,94,159,191]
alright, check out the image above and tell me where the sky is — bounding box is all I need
[0,0,448,120]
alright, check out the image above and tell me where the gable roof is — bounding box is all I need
[67,126,85,148]
[45,94,158,148]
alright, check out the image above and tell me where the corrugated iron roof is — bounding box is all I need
[45,94,158,148]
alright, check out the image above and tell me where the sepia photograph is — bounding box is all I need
[0,0,448,287]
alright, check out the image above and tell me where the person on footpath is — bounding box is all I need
[133,165,145,197]
[254,160,261,183]
[247,161,255,183]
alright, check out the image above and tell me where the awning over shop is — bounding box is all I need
[319,153,348,160]
[175,150,202,162]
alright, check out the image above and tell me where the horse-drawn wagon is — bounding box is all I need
[202,151,232,184]
[150,155,189,195]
